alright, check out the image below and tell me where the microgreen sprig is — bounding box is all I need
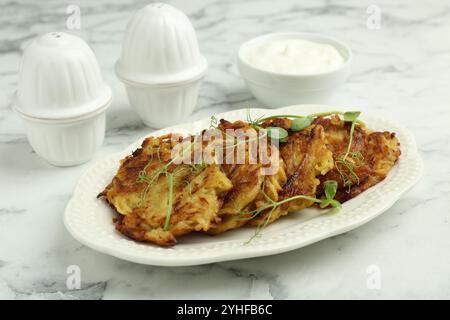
[320,180,341,208]
[243,180,341,244]
[246,110,265,129]
[334,111,363,192]
[209,115,218,129]
[342,111,361,161]
[136,140,198,231]
[255,110,365,130]
[335,151,364,192]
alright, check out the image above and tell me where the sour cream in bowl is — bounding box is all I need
[237,32,352,108]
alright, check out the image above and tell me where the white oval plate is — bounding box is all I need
[64,105,423,266]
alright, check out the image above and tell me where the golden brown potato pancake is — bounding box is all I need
[207,119,280,234]
[250,124,334,226]
[313,115,401,201]
[98,135,232,246]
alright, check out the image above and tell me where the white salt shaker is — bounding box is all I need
[14,32,112,166]
[115,3,208,128]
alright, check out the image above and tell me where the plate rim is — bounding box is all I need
[64,104,424,266]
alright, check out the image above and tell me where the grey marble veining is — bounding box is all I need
[0,0,449,299]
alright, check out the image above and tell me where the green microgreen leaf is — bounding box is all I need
[319,199,341,209]
[324,180,338,200]
[264,127,289,142]
[290,116,313,131]
[343,111,361,122]
[320,199,330,208]
[320,180,340,209]
[328,199,341,208]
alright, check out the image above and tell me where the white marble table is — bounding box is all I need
[0,0,449,299]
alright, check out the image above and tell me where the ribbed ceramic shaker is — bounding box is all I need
[14,32,112,166]
[115,3,208,128]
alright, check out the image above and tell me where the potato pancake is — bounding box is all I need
[250,124,334,226]
[313,115,401,201]
[98,135,232,246]
[208,119,281,234]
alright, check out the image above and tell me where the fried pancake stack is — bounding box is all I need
[98,115,400,246]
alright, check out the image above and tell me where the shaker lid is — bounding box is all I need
[115,3,208,86]
[15,32,112,120]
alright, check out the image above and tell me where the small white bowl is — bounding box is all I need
[116,3,207,128]
[237,32,352,108]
